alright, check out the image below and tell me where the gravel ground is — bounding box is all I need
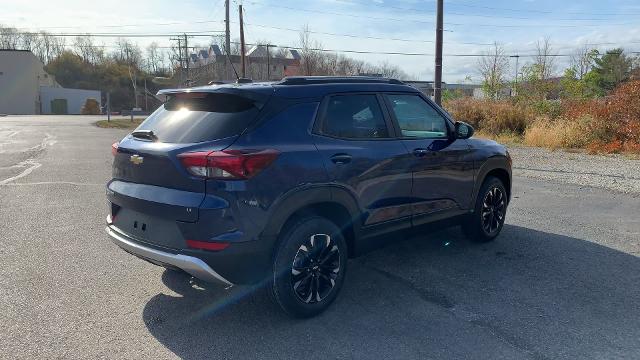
[509,146,640,195]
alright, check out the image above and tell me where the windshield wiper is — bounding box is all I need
[131,130,157,141]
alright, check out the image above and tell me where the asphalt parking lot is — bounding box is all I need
[1,115,639,359]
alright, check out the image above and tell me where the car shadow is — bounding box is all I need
[142,224,640,359]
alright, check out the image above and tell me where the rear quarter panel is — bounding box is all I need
[206,100,329,243]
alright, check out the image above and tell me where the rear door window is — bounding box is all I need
[135,93,260,143]
[320,94,389,139]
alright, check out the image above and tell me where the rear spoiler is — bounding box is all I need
[157,85,273,108]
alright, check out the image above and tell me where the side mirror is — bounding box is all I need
[455,121,474,139]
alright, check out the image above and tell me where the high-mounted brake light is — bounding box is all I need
[178,149,279,180]
[111,142,119,156]
[173,92,207,99]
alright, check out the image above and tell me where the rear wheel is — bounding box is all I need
[271,216,347,318]
[462,176,508,242]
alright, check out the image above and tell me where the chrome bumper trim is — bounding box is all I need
[105,225,234,288]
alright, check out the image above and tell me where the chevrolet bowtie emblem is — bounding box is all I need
[130,154,144,165]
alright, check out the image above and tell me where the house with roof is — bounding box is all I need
[185,44,302,85]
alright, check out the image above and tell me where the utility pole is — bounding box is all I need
[144,77,148,111]
[266,44,271,80]
[184,33,190,86]
[171,37,183,87]
[434,0,444,105]
[225,0,231,81]
[239,4,246,78]
[511,55,520,97]
[107,92,111,122]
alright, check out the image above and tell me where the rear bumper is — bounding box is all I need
[106,225,234,288]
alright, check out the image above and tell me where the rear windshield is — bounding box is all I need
[134,93,260,143]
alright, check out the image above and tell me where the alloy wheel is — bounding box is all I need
[291,234,341,304]
[481,187,506,235]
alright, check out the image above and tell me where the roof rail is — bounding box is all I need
[278,76,405,86]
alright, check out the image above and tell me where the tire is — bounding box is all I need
[271,216,348,318]
[462,176,508,243]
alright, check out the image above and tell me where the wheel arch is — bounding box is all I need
[261,186,361,258]
[473,157,512,204]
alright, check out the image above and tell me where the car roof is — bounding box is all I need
[157,77,421,100]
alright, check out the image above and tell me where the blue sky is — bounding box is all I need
[3,0,640,82]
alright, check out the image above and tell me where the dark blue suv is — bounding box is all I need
[106,77,511,317]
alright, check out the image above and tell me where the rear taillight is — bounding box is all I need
[186,240,230,252]
[178,149,279,180]
[111,142,119,156]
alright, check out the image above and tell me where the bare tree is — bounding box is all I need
[146,42,161,74]
[38,32,65,64]
[114,38,141,65]
[19,32,42,53]
[569,45,597,80]
[375,61,409,79]
[0,25,20,49]
[114,38,142,108]
[298,25,323,76]
[478,42,509,100]
[535,37,556,80]
[73,35,103,64]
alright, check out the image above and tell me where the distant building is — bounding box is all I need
[185,44,302,85]
[39,87,101,115]
[0,50,101,115]
[404,81,483,99]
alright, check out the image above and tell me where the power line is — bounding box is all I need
[11,29,640,56]
[14,31,224,38]
[12,28,640,53]
[10,36,637,59]
[229,41,612,58]
[10,20,640,46]
[12,20,224,30]
[11,21,494,46]
[11,19,491,45]
[242,22,493,46]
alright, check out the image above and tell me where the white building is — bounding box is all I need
[39,86,101,115]
[0,50,101,115]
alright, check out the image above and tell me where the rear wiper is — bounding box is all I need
[131,130,157,141]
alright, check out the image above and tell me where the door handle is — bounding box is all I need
[331,154,352,165]
[413,148,430,157]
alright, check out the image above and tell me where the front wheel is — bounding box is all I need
[271,216,348,318]
[462,176,508,242]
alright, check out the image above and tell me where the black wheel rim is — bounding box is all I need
[481,187,506,235]
[291,234,341,304]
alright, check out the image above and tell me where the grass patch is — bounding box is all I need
[95,118,145,129]
[475,130,523,146]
